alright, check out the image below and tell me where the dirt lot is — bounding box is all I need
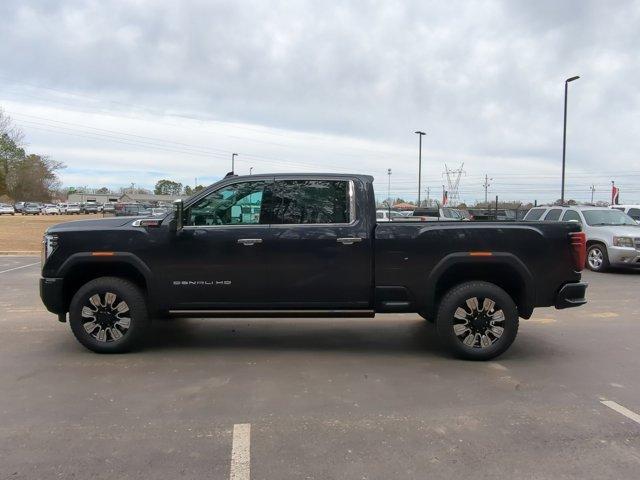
[0,214,101,252]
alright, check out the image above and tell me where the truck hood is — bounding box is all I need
[587,224,640,238]
[46,217,137,233]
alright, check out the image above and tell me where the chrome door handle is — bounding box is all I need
[337,237,363,245]
[238,238,263,246]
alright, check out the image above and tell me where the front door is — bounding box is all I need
[167,179,273,309]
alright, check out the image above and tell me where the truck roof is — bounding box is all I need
[223,173,375,183]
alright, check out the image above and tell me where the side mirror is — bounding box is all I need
[173,199,184,231]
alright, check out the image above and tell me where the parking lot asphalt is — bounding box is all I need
[1,257,639,479]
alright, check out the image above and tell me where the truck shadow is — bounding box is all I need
[141,316,554,361]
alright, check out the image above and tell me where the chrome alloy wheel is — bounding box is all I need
[588,247,604,270]
[81,292,131,343]
[452,297,505,349]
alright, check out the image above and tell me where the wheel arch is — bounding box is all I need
[423,253,535,319]
[58,253,152,313]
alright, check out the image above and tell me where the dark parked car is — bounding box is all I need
[40,173,587,359]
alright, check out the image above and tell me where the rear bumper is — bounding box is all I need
[40,277,65,314]
[555,282,588,309]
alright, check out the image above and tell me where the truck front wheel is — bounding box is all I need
[69,277,149,353]
[436,281,518,360]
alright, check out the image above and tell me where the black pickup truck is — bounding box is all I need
[40,173,587,359]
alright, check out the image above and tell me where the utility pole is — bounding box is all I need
[231,153,238,173]
[414,131,426,205]
[426,186,430,206]
[561,75,580,204]
[387,168,392,210]
[483,174,492,205]
[590,184,596,204]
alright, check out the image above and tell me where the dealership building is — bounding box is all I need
[67,192,184,205]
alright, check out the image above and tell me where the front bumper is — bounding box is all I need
[40,277,65,314]
[555,282,588,309]
[608,246,640,267]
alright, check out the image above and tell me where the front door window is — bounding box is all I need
[186,181,266,226]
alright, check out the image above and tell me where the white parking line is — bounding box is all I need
[0,262,40,274]
[230,423,251,480]
[601,400,640,425]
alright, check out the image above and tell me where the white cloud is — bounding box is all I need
[1,0,640,203]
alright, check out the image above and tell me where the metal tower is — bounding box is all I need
[443,163,465,206]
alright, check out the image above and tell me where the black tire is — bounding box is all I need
[419,313,434,323]
[436,281,519,360]
[69,277,149,353]
[586,243,609,272]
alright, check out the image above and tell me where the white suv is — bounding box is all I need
[524,205,640,272]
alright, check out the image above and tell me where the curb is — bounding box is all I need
[0,251,40,256]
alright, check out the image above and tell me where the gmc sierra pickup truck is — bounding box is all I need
[40,173,588,359]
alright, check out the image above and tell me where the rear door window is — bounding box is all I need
[524,208,546,221]
[544,209,562,221]
[263,180,351,224]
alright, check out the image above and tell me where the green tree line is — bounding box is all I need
[0,109,64,202]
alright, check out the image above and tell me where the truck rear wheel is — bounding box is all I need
[436,281,518,360]
[69,277,149,353]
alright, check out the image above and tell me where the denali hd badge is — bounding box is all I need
[173,280,231,286]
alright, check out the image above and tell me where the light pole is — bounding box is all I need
[590,184,595,204]
[561,75,580,204]
[249,167,253,175]
[231,153,238,173]
[387,168,392,209]
[415,131,426,206]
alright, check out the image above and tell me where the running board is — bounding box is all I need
[167,309,376,319]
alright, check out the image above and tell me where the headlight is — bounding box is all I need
[41,233,58,267]
[613,236,634,248]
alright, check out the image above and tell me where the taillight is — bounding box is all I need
[569,231,586,271]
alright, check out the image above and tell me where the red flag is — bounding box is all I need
[611,183,620,205]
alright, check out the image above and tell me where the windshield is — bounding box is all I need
[582,209,637,226]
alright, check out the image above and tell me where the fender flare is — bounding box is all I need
[58,252,153,287]
[423,252,535,317]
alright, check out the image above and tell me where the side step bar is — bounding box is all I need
[167,309,376,319]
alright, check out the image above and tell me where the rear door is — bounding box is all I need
[261,177,372,309]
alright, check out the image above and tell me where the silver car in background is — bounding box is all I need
[0,203,16,215]
[524,205,640,271]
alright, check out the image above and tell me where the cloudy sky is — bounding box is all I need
[1,0,639,204]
